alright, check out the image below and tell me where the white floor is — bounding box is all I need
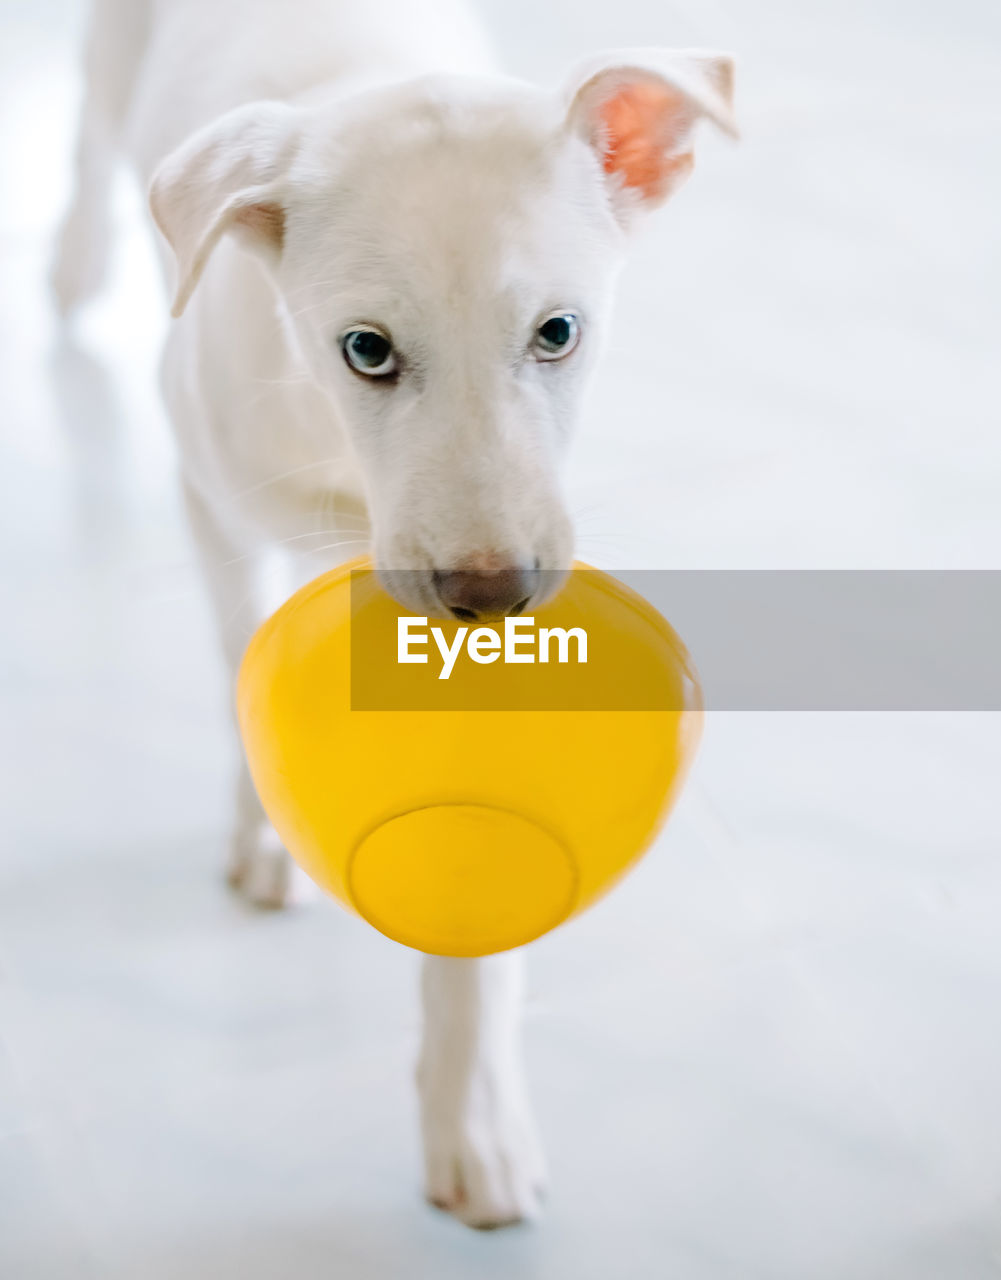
[2,1,1000,1277]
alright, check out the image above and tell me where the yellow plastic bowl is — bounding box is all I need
[237,558,702,956]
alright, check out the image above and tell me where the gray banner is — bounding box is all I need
[348,569,1001,711]
[618,570,1001,710]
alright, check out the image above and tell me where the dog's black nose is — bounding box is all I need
[433,565,539,621]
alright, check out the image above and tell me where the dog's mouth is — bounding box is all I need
[445,598,532,623]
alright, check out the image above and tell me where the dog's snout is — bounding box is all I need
[433,563,539,621]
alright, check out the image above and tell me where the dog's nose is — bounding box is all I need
[433,564,539,621]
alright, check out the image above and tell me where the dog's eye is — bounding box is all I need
[533,312,580,361]
[341,327,397,378]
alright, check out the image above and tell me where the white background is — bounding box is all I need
[1,1,1000,1276]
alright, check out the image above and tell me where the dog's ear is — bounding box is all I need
[150,101,302,317]
[563,49,737,221]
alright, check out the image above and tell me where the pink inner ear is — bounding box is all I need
[599,81,692,199]
[233,200,285,251]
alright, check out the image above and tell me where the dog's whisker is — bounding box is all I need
[282,277,352,299]
[282,298,338,322]
[225,457,344,501]
[296,537,371,558]
[576,530,655,542]
[219,538,371,630]
[219,528,371,569]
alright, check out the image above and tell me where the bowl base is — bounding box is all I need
[348,804,577,956]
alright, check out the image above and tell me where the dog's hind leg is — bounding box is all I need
[181,477,316,910]
[51,0,152,314]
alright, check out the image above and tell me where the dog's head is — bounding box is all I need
[151,51,735,617]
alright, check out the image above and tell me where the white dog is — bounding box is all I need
[54,0,735,1228]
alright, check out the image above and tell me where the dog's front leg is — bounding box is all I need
[418,951,547,1228]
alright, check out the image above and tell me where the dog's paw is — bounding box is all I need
[421,1102,548,1229]
[226,821,317,909]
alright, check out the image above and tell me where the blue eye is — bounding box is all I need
[534,312,580,360]
[342,327,397,377]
